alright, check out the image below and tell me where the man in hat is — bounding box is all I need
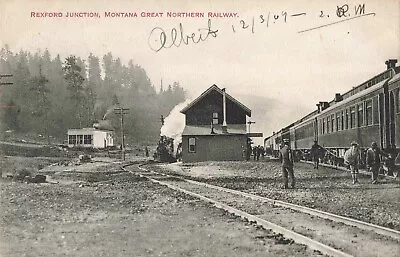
[279,138,295,189]
[366,141,387,184]
[344,141,360,184]
[310,140,322,169]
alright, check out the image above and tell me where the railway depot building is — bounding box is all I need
[180,84,251,162]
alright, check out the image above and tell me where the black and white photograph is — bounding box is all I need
[0,0,399,256]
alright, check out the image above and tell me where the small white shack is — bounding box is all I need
[67,128,114,148]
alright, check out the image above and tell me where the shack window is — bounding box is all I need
[188,137,196,153]
[358,104,364,127]
[68,135,76,145]
[366,99,373,125]
[84,135,92,145]
[212,112,218,125]
[77,135,83,145]
[350,106,356,128]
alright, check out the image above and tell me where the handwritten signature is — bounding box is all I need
[148,19,219,52]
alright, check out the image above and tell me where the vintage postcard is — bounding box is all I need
[1,0,399,256]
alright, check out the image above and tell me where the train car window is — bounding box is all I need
[341,111,344,130]
[326,116,330,133]
[358,104,364,127]
[397,89,400,113]
[366,100,373,125]
[188,137,196,153]
[373,96,380,124]
[350,106,356,128]
[336,112,341,131]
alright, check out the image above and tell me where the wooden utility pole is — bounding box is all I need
[114,107,129,161]
[247,120,256,135]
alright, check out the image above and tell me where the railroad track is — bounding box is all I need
[123,163,400,257]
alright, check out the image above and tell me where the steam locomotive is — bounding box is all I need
[264,60,400,177]
[154,136,182,163]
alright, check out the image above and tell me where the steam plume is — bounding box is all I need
[160,99,192,153]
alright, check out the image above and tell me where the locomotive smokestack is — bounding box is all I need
[385,59,398,70]
[222,88,227,133]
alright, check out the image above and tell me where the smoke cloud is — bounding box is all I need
[160,99,192,153]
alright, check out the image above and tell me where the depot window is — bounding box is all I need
[336,112,341,131]
[188,137,196,153]
[345,109,349,130]
[331,114,335,132]
[212,112,219,125]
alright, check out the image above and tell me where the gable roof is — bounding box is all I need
[180,84,251,116]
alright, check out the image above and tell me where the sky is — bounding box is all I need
[1,0,399,143]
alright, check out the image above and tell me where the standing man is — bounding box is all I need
[344,141,360,184]
[279,139,295,189]
[256,145,261,161]
[366,142,387,184]
[310,140,322,169]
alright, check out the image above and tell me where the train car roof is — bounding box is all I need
[317,78,389,116]
[292,77,390,129]
[388,72,400,84]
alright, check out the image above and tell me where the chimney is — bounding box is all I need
[319,101,329,111]
[316,103,321,113]
[334,93,343,102]
[385,59,398,70]
[222,88,228,133]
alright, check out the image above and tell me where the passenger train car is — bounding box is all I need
[264,60,400,176]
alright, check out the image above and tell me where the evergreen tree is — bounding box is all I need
[30,66,51,143]
[63,56,85,127]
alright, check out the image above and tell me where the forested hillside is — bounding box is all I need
[0,45,185,144]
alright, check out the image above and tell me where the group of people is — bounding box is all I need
[252,145,265,161]
[278,139,389,189]
[344,141,387,184]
